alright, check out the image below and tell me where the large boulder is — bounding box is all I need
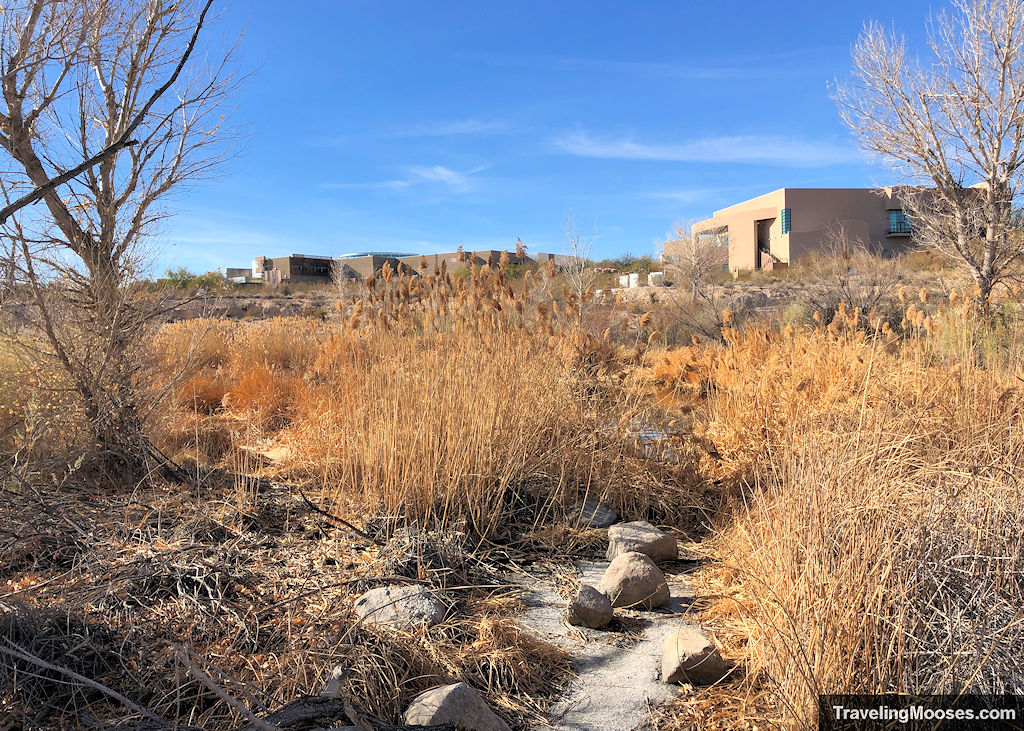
[606,521,678,564]
[565,585,613,629]
[353,584,445,630]
[600,551,670,609]
[403,682,511,731]
[570,497,618,529]
[661,627,727,685]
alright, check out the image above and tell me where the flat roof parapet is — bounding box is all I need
[337,251,415,258]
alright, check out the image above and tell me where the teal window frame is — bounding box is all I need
[888,209,911,234]
[781,208,792,235]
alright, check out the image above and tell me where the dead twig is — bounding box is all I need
[176,646,279,731]
[0,638,163,724]
[298,488,383,545]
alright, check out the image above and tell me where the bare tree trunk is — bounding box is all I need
[835,0,1024,311]
[0,0,236,481]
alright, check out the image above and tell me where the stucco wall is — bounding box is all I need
[693,189,786,270]
[682,188,914,271]
[784,188,910,260]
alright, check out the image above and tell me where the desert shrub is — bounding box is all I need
[788,237,907,329]
[150,265,702,539]
[501,262,528,279]
[0,332,87,458]
[676,314,1024,727]
[598,253,661,273]
[152,267,227,293]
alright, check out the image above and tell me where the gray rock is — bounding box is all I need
[571,497,618,528]
[353,584,445,630]
[565,585,613,628]
[607,521,678,564]
[661,627,727,685]
[600,551,670,609]
[403,681,511,731]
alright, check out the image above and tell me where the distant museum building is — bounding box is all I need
[665,187,922,272]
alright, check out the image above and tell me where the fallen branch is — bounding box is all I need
[176,646,278,731]
[298,487,383,545]
[0,638,163,724]
[238,697,456,731]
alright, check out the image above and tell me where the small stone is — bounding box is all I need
[565,585,613,628]
[661,627,727,685]
[600,551,670,609]
[607,521,678,564]
[571,497,618,528]
[403,681,511,731]
[353,584,445,630]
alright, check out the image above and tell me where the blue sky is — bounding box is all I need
[160,0,941,273]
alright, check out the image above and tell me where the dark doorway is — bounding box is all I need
[756,218,775,269]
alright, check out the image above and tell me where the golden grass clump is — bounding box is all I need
[673,309,1024,727]
[0,336,86,456]
[150,267,701,540]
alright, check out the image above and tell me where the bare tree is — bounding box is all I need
[662,220,729,303]
[656,221,732,342]
[0,0,236,479]
[794,223,907,325]
[834,0,1024,305]
[562,211,597,320]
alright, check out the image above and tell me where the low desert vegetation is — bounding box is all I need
[645,289,1024,728]
[3,0,1024,724]
[4,245,1024,728]
[1,258,712,729]
[151,260,702,536]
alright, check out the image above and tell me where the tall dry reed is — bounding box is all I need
[152,262,699,538]
[680,307,1024,727]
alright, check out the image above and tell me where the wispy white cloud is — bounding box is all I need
[466,48,838,80]
[554,130,860,167]
[393,119,512,137]
[323,179,414,191]
[408,164,485,188]
[637,185,768,203]
[310,119,512,147]
[639,189,726,203]
[323,164,485,193]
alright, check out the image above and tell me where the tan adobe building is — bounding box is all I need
[253,254,336,285]
[667,188,916,272]
[245,250,575,285]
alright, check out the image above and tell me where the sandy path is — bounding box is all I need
[515,560,698,730]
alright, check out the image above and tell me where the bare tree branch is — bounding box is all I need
[0,638,164,724]
[834,0,1024,305]
[0,0,214,224]
[0,0,238,478]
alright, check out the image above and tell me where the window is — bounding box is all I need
[889,210,912,234]
[781,208,792,234]
[888,209,912,234]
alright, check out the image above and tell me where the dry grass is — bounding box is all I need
[0,477,571,729]
[6,258,1024,729]
[150,263,703,539]
[0,261,710,728]
[649,295,1024,728]
[0,337,86,458]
